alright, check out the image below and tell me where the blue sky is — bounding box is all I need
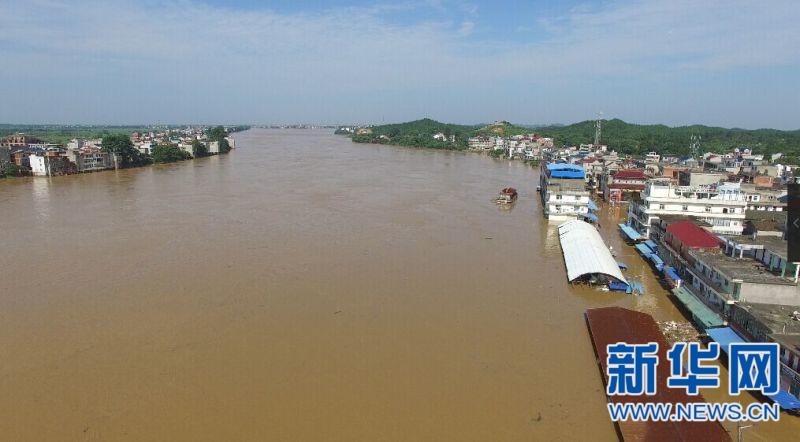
[1,0,799,129]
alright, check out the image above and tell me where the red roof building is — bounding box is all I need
[613,169,647,180]
[665,221,722,249]
[601,169,647,203]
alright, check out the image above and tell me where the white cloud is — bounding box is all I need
[0,0,798,126]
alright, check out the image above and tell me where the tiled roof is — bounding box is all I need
[613,169,647,180]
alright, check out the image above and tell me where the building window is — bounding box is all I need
[705,206,711,212]
[682,205,688,211]
[659,204,665,210]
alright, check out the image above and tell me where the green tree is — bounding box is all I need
[218,138,231,154]
[206,126,232,154]
[102,133,151,168]
[192,139,208,157]
[1,163,25,178]
[207,126,227,142]
[152,144,191,163]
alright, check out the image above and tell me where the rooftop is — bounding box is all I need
[654,214,713,228]
[692,250,796,285]
[613,169,647,180]
[548,178,587,192]
[738,302,800,335]
[721,235,789,258]
[667,221,722,249]
[584,307,731,441]
[745,210,788,222]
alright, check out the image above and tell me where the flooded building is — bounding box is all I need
[29,148,76,176]
[727,303,800,402]
[627,180,747,237]
[558,220,627,286]
[600,169,647,204]
[539,163,590,221]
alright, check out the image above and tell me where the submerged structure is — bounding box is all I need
[558,220,627,285]
[540,163,591,221]
[585,307,731,441]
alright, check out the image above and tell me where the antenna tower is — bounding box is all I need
[594,112,603,146]
[690,135,701,160]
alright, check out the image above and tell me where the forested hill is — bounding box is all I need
[347,118,529,149]
[349,118,475,149]
[538,119,800,158]
[345,118,800,161]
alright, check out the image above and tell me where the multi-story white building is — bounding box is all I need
[627,180,747,237]
[540,163,591,221]
[467,136,493,150]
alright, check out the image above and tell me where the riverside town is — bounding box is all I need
[0,126,244,177]
[4,0,800,440]
[336,117,800,438]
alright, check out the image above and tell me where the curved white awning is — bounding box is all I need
[558,220,627,284]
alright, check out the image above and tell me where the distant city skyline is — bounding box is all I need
[2,0,799,130]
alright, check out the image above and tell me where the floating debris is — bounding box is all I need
[658,320,701,344]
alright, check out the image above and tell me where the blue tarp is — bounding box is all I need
[664,267,682,283]
[706,327,746,355]
[706,327,800,410]
[619,224,642,241]
[768,390,800,410]
[635,243,652,256]
[546,163,585,179]
[649,253,664,271]
[644,239,658,251]
[587,200,598,211]
[608,282,629,292]
[550,170,585,179]
[628,281,645,295]
[546,163,583,171]
[583,213,599,223]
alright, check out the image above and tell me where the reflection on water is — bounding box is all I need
[30,176,51,223]
[0,129,797,441]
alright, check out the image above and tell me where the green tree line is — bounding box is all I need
[343,118,800,161]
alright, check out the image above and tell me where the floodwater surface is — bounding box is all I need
[1,129,797,440]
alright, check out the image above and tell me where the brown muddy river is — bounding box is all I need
[1,129,797,440]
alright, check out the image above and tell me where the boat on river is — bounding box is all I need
[495,187,518,204]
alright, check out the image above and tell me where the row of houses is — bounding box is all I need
[537,139,800,401]
[630,211,800,402]
[587,146,800,403]
[1,127,237,177]
[0,135,107,176]
[467,134,554,160]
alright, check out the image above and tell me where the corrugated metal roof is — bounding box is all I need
[666,221,721,249]
[635,243,653,256]
[558,220,627,284]
[671,286,724,330]
[585,307,731,441]
[619,223,642,241]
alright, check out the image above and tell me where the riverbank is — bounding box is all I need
[0,125,245,179]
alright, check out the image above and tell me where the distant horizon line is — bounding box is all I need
[1,118,798,132]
